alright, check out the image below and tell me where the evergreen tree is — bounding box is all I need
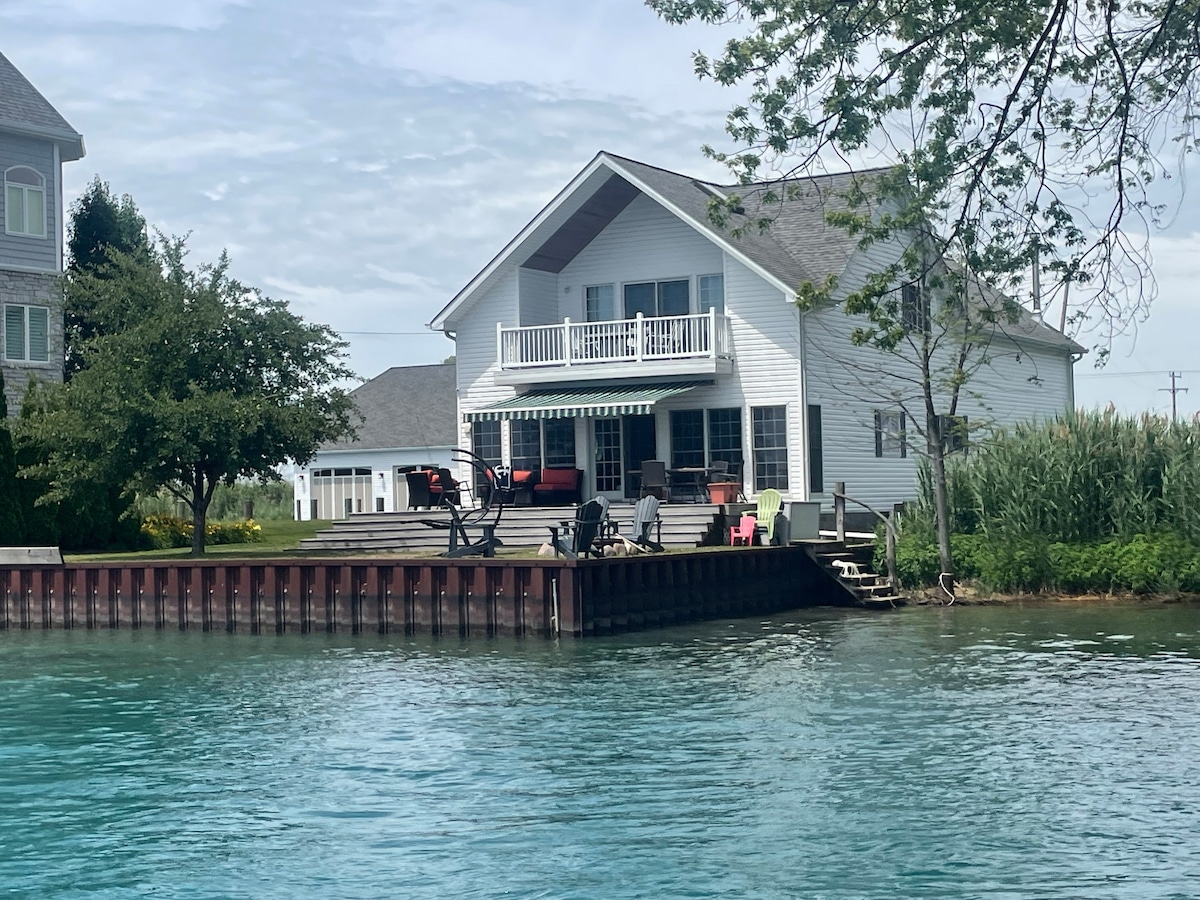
[64,176,151,380]
[0,371,26,543]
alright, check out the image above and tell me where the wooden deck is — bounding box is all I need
[298,503,723,553]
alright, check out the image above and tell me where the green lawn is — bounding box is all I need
[66,519,334,562]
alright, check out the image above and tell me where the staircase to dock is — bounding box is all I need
[299,503,722,554]
[806,541,905,609]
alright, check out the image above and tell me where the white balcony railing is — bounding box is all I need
[498,311,733,370]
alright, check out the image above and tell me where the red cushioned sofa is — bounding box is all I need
[531,467,583,506]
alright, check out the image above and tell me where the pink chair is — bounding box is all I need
[729,514,757,546]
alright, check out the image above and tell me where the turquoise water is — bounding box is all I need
[2,603,1200,899]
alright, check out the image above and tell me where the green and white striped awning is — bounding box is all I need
[465,382,706,422]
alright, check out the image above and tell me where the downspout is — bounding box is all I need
[797,303,809,502]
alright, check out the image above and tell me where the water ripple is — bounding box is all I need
[2,604,1200,898]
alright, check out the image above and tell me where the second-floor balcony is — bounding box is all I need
[496,311,734,385]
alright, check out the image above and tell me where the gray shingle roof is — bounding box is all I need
[0,50,84,159]
[604,153,1081,353]
[322,363,457,452]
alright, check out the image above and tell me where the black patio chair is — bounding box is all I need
[431,467,461,507]
[548,498,606,559]
[640,459,669,501]
[406,470,434,510]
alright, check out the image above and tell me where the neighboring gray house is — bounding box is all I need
[0,50,84,413]
[293,363,458,520]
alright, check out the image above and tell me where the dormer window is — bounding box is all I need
[5,167,46,238]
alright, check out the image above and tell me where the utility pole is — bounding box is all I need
[1160,372,1188,422]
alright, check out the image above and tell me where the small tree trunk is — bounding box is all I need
[926,424,954,594]
[189,469,208,557]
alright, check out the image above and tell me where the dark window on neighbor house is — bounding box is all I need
[511,419,542,471]
[937,414,969,454]
[807,404,823,494]
[707,408,743,470]
[670,410,705,468]
[753,406,789,491]
[901,282,928,333]
[875,410,906,458]
[624,280,690,317]
[543,418,576,467]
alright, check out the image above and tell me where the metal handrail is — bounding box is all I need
[831,481,900,592]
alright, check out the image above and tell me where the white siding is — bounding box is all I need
[456,269,521,484]
[558,194,723,319]
[517,267,558,326]
[655,254,804,498]
[804,242,1076,511]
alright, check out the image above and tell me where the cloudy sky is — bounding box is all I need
[4,0,1199,415]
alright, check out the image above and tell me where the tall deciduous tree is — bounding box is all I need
[648,0,1190,587]
[26,237,356,555]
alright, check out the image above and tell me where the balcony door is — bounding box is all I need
[624,280,690,318]
[593,418,623,499]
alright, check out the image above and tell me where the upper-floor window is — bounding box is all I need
[624,279,689,318]
[4,167,46,238]
[901,282,928,333]
[698,274,724,314]
[4,303,50,363]
[585,284,614,322]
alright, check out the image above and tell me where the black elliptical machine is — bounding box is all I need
[419,448,514,558]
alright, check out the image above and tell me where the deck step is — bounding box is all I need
[299,503,722,553]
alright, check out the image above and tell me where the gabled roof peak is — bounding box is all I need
[0,50,85,160]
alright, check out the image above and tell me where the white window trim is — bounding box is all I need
[875,410,907,459]
[584,283,615,322]
[698,273,725,314]
[3,302,52,365]
[4,166,47,239]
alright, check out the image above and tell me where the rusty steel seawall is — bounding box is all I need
[0,547,832,638]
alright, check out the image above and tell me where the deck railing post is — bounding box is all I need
[635,313,644,362]
[563,318,572,366]
[496,321,504,368]
[708,307,717,358]
[834,481,846,543]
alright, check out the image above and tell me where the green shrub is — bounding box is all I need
[894,530,1200,595]
[974,538,1053,593]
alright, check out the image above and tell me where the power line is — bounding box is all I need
[1077,369,1200,379]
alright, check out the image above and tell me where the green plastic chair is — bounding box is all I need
[755,488,783,544]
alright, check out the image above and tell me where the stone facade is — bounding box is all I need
[0,267,63,414]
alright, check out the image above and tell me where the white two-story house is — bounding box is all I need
[429,152,1081,511]
[0,50,84,414]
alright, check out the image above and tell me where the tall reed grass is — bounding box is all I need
[907,409,1200,543]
